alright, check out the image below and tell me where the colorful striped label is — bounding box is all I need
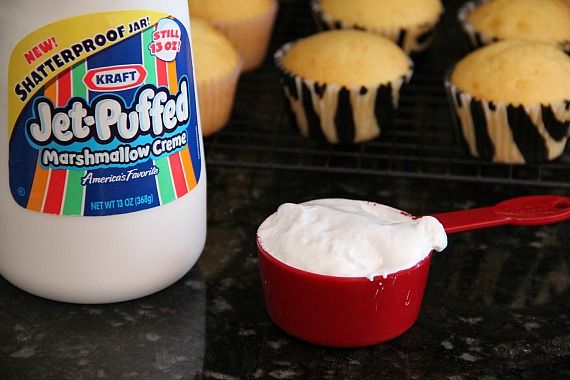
[8,12,202,216]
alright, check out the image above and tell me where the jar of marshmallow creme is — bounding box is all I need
[0,0,206,303]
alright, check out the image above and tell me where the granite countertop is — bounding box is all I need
[199,169,570,380]
[1,168,569,379]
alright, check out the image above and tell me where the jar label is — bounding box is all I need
[7,11,202,216]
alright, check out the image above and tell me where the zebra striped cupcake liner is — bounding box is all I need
[458,0,570,54]
[445,71,570,164]
[274,42,413,144]
[310,0,442,55]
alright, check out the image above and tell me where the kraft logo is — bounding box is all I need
[83,65,147,92]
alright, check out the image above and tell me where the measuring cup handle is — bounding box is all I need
[432,207,510,234]
[432,195,570,234]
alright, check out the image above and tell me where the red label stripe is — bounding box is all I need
[42,68,72,214]
[168,153,188,198]
[156,57,168,87]
[43,170,68,215]
[57,68,72,106]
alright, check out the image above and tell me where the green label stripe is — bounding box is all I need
[72,61,87,99]
[63,170,85,215]
[144,27,175,205]
[62,61,88,216]
[154,158,176,204]
[143,28,157,85]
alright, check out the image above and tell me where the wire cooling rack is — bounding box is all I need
[203,0,570,189]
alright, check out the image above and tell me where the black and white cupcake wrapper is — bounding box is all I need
[310,0,442,55]
[275,42,413,144]
[458,0,570,53]
[445,72,570,164]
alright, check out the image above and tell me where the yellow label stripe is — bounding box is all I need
[167,60,179,94]
[27,159,50,211]
[26,79,59,210]
[180,147,197,189]
[44,78,57,103]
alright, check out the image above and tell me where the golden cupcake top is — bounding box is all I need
[317,0,443,30]
[281,30,411,87]
[467,0,570,45]
[451,39,570,105]
[188,0,276,21]
[191,18,240,82]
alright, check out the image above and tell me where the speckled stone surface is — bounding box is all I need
[0,168,568,380]
[0,268,205,380]
[199,169,570,380]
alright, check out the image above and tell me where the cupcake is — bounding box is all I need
[188,0,278,71]
[458,0,570,52]
[191,18,241,137]
[445,40,570,164]
[275,30,413,144]
[311,0,444,54]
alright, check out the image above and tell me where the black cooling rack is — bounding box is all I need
[203,0,570,189]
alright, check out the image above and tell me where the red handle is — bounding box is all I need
[432,195,570,234]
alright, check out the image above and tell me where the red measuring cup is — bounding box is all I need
[257,195,570,347]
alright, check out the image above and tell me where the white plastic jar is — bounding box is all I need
[0,0,207,303]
